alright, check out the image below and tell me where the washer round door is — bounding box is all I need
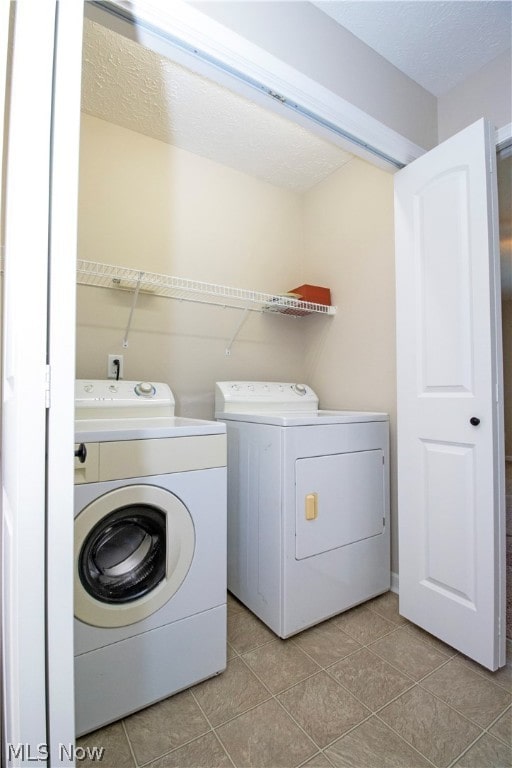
[74,485,195,628]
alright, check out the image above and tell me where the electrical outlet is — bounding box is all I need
[107,354,124,380]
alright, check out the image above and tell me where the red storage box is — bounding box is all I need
[289,284,331,306]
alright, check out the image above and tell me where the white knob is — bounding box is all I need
[135,382,156,397]
[293,383,307,396]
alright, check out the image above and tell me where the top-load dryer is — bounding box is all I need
[215,381,390,638]
[74,380,227,735]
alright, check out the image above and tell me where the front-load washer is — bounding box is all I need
[215,381,390,638]
[74,380,226,736]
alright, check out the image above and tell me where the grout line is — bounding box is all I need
[412,679,490,733]
[321,645,368,672]
[161,690,237,768]
[236,649,319,699]
[415,668,512,732]
[445,730,490,768]
[271,694,323,755]
[363,600,409,627]
[456,654,512,694]
[314,711,375,753]
[337,614,399,644]
[211,730,237,768]
[323,664,417,716]
[227,631,280,656]
[131,716,215,768]
[295,751,333,768]
[331,637,418,680]
[371,710,439,768]
[482,701,512,745]
[126,688,216,768]
[400,624,459,659]
[189,686,218,730]
[121,719,139,768]
[135,731,227,768]
[188,663,272,729]
[366,634,455,682]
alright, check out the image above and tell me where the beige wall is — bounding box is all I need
[77,114,311,417]
[502,301,512,458]
[300,158,398,571]
[438,50,512,142]
[77,112,398,570]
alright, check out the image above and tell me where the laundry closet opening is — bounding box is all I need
[77,13,399,564]
[76,9,510,655]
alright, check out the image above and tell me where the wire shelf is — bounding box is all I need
[76,260,337,316]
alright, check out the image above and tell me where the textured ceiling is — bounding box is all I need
[81,19,353,192]
[313,1,512,97]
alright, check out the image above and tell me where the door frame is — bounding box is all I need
[2,0,510,758]
[1,2,83,765]
[2,3,57,760]
[46,3,84,764]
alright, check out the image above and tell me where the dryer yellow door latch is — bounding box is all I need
[305,493,318,520]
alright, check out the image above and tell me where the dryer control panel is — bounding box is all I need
[215,381,319,413]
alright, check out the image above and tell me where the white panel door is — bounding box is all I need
[395,118,505,670]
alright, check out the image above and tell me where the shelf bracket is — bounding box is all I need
[225,306,250,356]
[122,271,144,348]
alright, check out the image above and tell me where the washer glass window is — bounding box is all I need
[79,505,166,604]
[75,484,195,628]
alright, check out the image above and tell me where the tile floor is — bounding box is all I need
[77,591,512,768]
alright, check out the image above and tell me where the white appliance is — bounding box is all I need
[74,380,227,736]
[215,381,390,638]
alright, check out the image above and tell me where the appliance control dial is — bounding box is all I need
[292,383,307,396]
[134,382,156,397]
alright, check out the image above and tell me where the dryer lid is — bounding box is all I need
[215,409,389,426]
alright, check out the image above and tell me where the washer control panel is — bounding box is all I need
[215,381,319,413]
[75,380,175,419]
